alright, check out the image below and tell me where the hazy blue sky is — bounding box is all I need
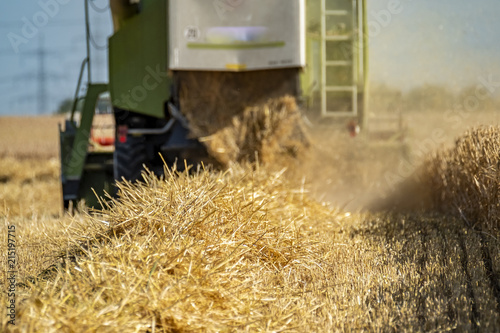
[368,0,500,93]
[1,0,500,115]
[0,0,111,115]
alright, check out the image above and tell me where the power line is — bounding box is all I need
[0,19,83,29]
[38,35,47,114]
[0,46,83,56]
[5,35,67,114]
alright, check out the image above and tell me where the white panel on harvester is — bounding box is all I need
[169,0,306,71]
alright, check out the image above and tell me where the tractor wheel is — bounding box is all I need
[114,134,148,183]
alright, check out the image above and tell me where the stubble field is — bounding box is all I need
[0,112,499,332]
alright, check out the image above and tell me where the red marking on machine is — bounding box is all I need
[347,120,360,138]
[118,125,128,144]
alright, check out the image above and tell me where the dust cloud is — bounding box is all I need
[293,85,500,212]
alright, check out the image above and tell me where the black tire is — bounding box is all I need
[114,135,148,183]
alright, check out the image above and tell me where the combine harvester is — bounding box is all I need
[60,0,372,209]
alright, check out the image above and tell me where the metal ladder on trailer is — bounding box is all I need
[320,0,358,117]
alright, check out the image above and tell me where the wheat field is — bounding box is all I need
[0,114,499,332]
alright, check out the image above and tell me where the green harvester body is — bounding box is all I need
[59,0,369,210]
